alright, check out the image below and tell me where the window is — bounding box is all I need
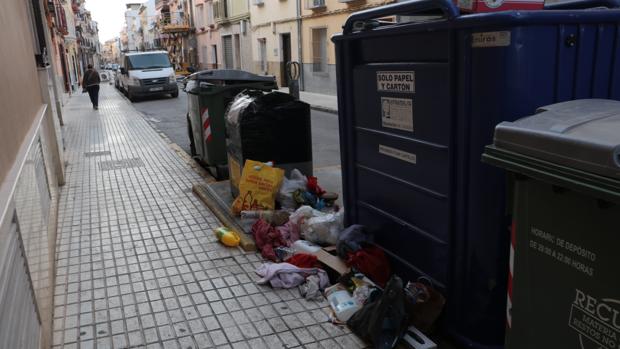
[27,0,48,66]
[194,4,205,29]
[258,38,267,72]
[307,0,326,9]
[207,2,215,25]
[311,28,327,73]
[223,36,233,69]
[127,54,171,69]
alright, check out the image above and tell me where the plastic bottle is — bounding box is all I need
[214,227,241,247]
[325,285,362,322]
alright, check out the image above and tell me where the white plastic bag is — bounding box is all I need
[300,210,344,245]
[226,93,255,126]
[277,169,307,209]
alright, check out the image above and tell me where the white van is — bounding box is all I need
[118,51,178,102]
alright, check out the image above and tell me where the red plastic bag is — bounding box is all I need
[346,246,391,287]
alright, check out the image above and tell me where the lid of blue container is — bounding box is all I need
[493,99,620,179]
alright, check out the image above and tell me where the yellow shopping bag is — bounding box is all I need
[232,160,285,215]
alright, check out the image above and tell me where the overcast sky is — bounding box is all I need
[86,0,142,42]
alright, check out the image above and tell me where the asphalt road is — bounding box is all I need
[127,88,342,169]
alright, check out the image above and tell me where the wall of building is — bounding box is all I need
[195,0,223,70]
[249,0,300,86]
[251,22,299,86]
[0,1,66,349]
[219,22,252,71]
[300,0,394,94]
[227,0,249,19]
[0,0,46,184]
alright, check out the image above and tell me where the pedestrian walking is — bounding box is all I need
[82,64,101,110]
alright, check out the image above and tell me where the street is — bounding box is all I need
[127,86,342,169]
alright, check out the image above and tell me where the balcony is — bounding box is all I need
[158,14,191,33]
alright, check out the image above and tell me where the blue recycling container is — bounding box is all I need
[332,0,620,348]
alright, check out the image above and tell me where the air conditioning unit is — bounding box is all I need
[253,0,264,5]
[307,0,326,9]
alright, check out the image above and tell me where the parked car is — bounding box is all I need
[118,51,178,102]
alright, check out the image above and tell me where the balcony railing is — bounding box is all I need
[54,3,68,35]
[158,14,191,33]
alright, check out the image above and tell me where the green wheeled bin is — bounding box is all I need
[482,99,620,349]
[184,70,277,179]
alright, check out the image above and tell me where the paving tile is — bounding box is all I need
[209,329,228,346]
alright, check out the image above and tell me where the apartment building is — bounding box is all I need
[139,0,158,50]
[156,0,196,69]
[249,0,301,87]
[301,0,394,94]
[193,0,222,69]
[125,3,142,51]
[213,0,252,71]
[0,0,67,348]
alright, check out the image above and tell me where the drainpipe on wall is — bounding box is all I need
[296,0,304,91]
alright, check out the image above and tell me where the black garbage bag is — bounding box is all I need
[347,275,409,349]
[226,91,312,166]
[336,224,373,259]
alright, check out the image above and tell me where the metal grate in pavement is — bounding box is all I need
[98,157,145,171]
[84,150,111,157]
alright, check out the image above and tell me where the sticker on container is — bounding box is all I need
[379,145,417,164]
[472,31,511,48]
[484,0,504,9]
[568,289,620,349]
[377,71,415,93]
[381,97,413,132]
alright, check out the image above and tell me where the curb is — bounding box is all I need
[310,104,338,115]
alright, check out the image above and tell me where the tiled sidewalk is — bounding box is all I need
[52,86,363,349]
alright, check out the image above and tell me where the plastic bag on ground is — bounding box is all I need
[301,210,344,246]
[232,160,284,215]
[277,169,307,209]
[287,205,344,245]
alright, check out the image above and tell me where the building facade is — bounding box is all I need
[155,0,196,70]
[0,0,68,348]
[102,39,121,64]
[193,0,222,69]
[124,3,142,51]
[249,0,300,87]
[301,0,394,94]
[139,0,158,50]
[214,0,252,71]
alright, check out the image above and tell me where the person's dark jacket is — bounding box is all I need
[82,69,101,88]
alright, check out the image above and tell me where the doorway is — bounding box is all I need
[280,33,291,87]
[58,44,70,92]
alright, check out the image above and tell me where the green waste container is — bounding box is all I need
[482,99,620,349]
[184,70,277,179]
